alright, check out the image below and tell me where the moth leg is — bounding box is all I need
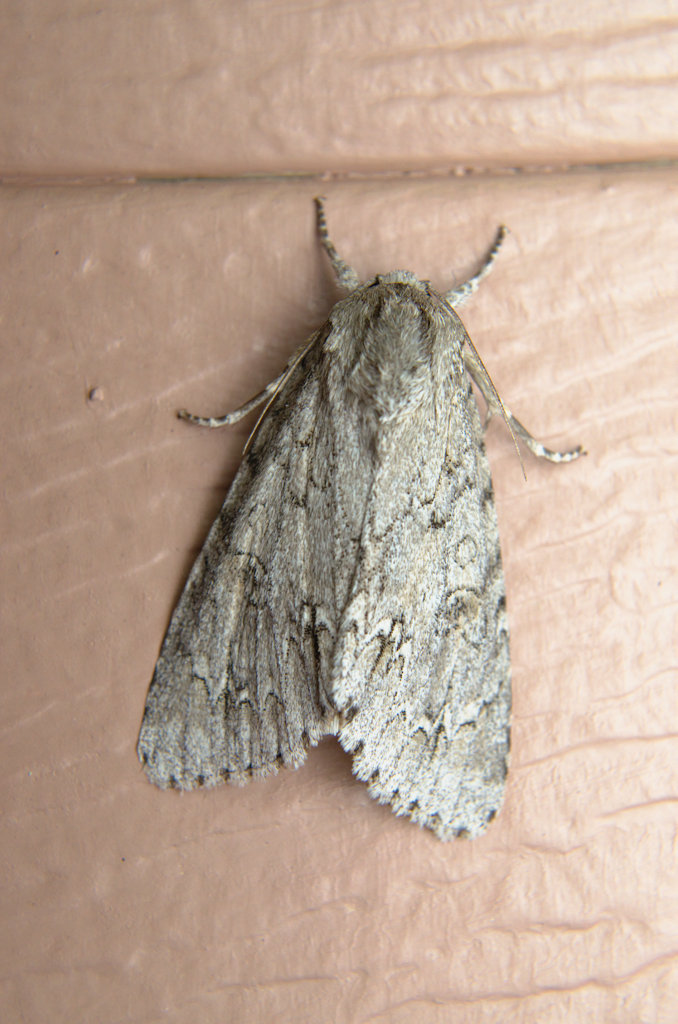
[463,345,585,463]
[445,226,507,308]
[315,196,361,292]
[178,374,285,428]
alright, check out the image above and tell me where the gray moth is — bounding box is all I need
[138,198,582,840]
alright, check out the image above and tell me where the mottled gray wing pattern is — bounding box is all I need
[329,316,510,840]
[138,332,354,788]
[140,277,510,840]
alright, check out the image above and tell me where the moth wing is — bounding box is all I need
[332,378,510,839]
[138,342,341,789]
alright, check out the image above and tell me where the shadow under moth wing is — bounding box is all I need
[138,200,582,840]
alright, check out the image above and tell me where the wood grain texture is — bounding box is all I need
[1,0,677,177]
[1,175,676,1022]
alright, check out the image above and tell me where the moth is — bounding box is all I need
[138,198,582,839]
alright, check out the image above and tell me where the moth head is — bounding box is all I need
[370,270,429,291]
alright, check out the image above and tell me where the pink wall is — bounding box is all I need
[1,4,677,1022]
